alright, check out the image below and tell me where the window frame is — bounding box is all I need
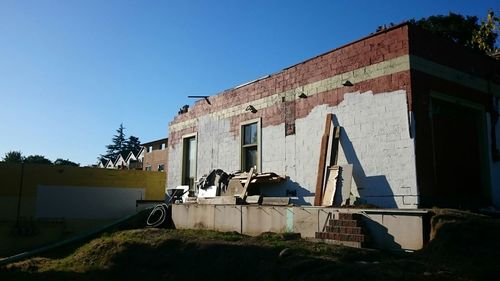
[240,118,261,172]
[181,132,198,189]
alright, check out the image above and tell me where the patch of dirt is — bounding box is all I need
[1,210,499,281]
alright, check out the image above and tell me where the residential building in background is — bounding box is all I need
[114,153,127,169]
[142,138,168,172]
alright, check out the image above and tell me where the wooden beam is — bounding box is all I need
[314,113,333,206]
[241,167,255,202]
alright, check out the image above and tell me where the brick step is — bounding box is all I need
[338,213,362,220]
[325,226,362,235]
[315,232,365,243]
[329,219,358,227]
[312,238,363,248]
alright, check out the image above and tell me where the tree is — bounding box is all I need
[124,135,141,154]
[102,123,126,162]
[54,158,80,167]
[411,11,499,55]
[24,155,53,165]
[472,10,500,54]
[2,151,23,163]
[100,124,141,162]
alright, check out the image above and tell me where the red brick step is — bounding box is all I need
[315,212,368,248]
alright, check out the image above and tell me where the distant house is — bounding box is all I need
[105,159,115,169]
[114,154,127,169]
[125,151,137,166]
[136,147,145,163]
[97,148,144,170]
[142,138,168,172]
[96,159,107,168]
[127,147,145,170]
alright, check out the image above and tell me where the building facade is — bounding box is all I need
[142,138,168,172]
[167,23,500,209]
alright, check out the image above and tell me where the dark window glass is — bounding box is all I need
[244,147,257,171]
[243,123,257,145]
[242,122,258,172]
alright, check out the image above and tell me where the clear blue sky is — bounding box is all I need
[0,0,497,166]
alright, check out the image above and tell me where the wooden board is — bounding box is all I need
[222,179,244,196]
[334,164,353,206]
[314,113,333,206]
[321,166,340,206]
[241,167,255,202]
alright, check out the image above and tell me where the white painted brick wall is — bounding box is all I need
[262,124,286,175]
[167,144,182,189]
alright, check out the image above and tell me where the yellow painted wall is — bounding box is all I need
[0,163,166,219]
[0,163,166,256]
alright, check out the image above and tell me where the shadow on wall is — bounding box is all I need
[361,215,402,250]
[259,179,314,206]
[332,116,397,208]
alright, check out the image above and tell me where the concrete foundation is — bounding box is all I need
[172,204,428,251]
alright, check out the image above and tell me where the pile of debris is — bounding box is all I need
[168,167,290,206]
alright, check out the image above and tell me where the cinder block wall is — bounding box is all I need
[167,25,418,208]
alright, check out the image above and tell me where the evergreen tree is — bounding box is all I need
[102,123,126,162]
[100,124,142,162]
[124,135,142,155]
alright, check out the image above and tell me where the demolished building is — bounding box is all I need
[167,22,500,210]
